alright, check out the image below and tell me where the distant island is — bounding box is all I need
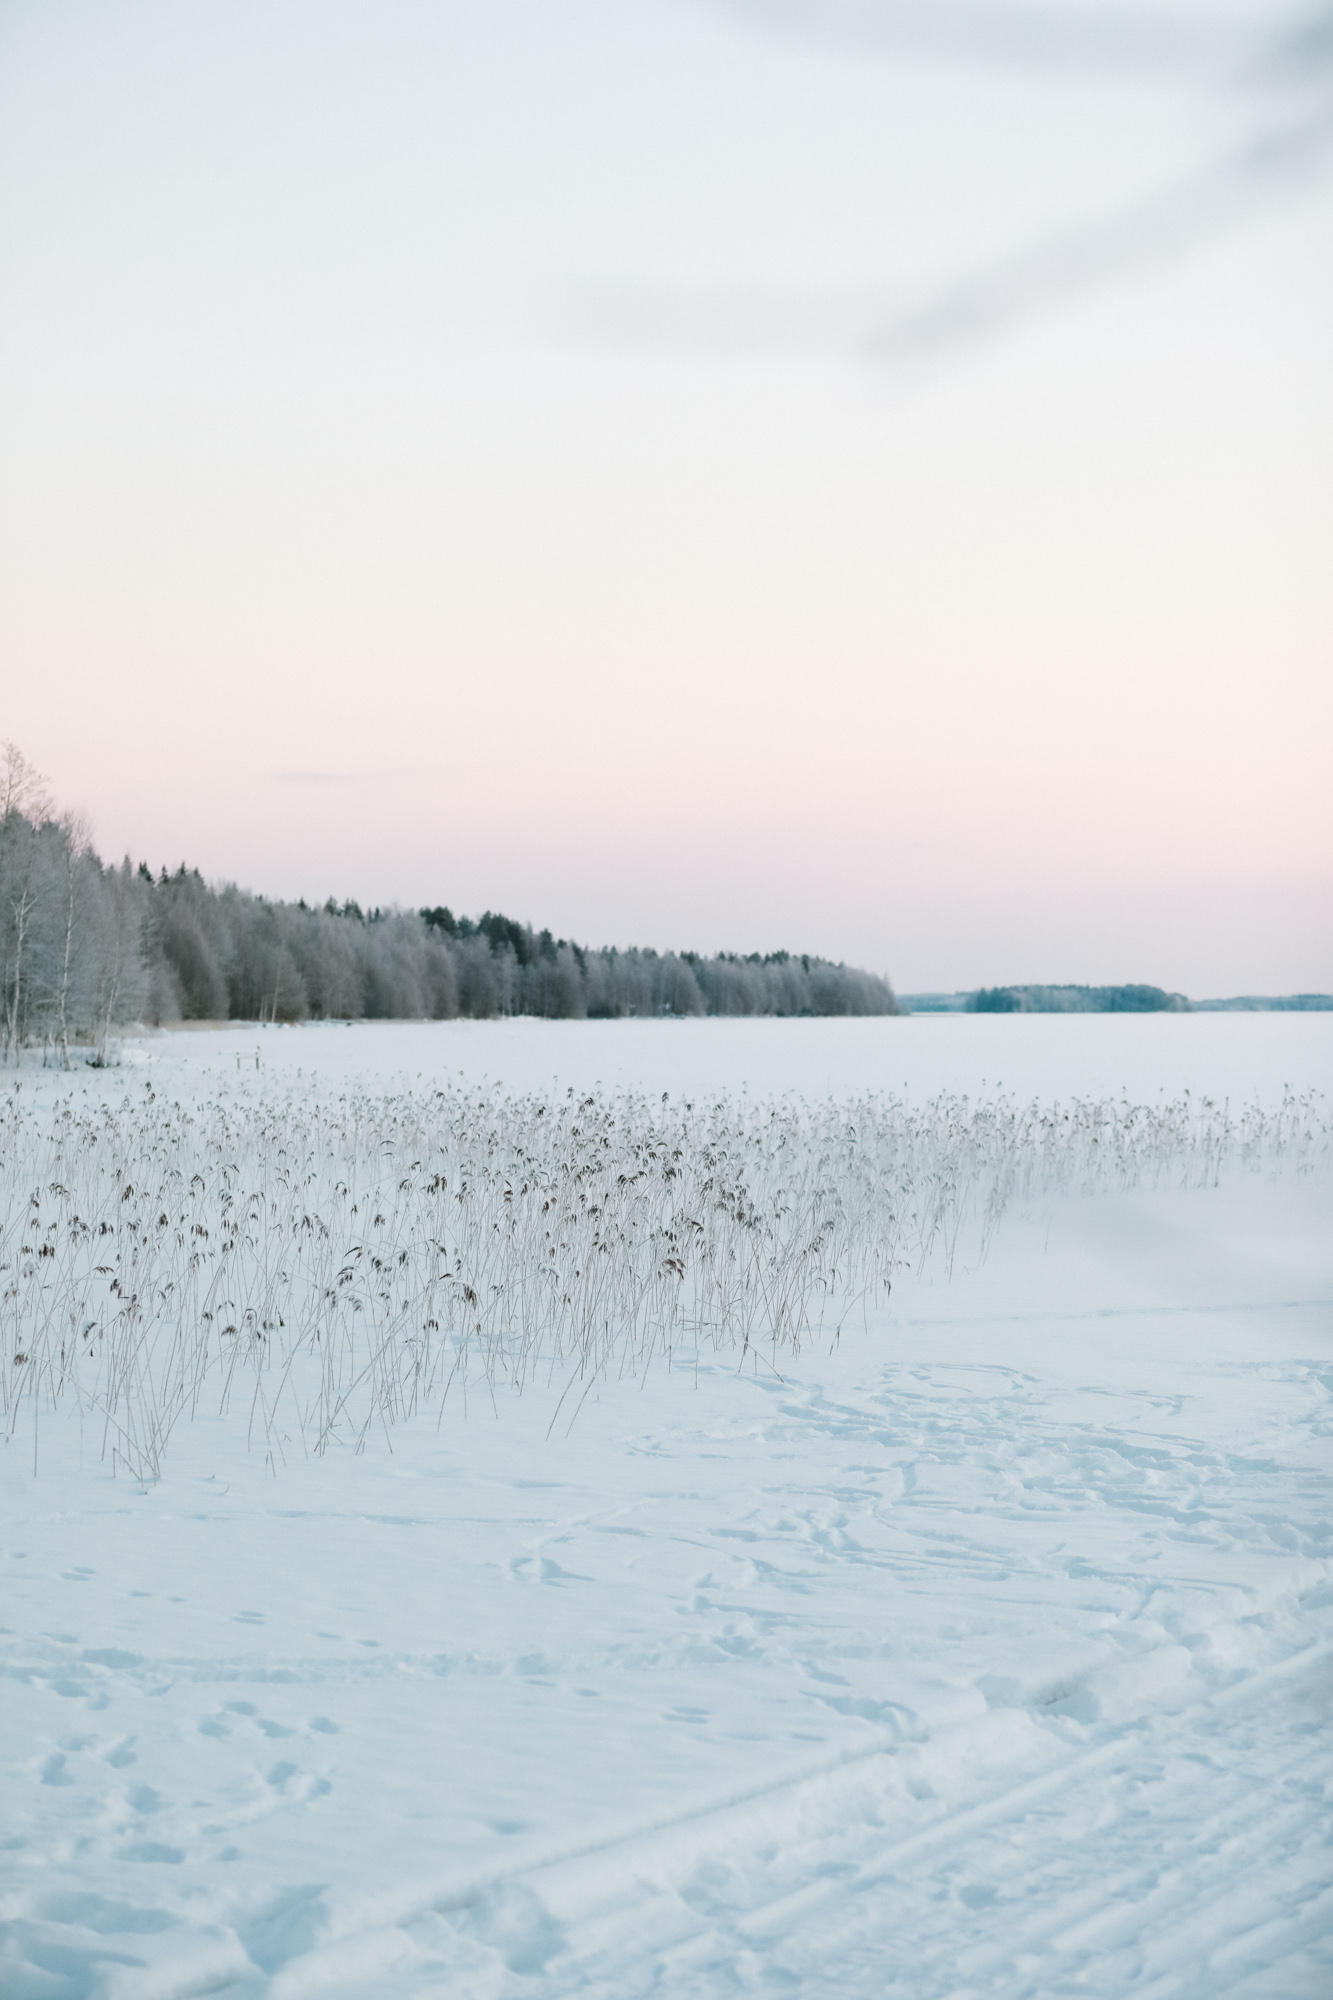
[901,987,1333,1014]
[1192,994,1333,1012]
[972,984,1189,1014]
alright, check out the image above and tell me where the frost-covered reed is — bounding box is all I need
[2,1081,1327,1477]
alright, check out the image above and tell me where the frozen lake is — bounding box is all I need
[2,1016,1330,1998]
[69,1007,1333,1104]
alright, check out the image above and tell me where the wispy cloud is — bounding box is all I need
[868,108,1333,359]
[269,768,437,786]
[1240,5,1333,86]
[548,103,1333,367]
[545,5,1333,366]
[693,0,1264,80]
[543,278,893,355]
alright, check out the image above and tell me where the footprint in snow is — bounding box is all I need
[82,1647,142,1670]
[815,1692,913,1732]
[679,1856,740,1917]
[802,1662,851,1686]
[265,1761,332,1803]
[539,1557,591,1583]
[463,1882,565,1977]
[509,1555,590,1584]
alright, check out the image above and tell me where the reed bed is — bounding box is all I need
[2,1081,1327,1478]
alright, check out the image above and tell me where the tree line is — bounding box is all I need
[1,743,896,1062]
[969,984,1189,1013]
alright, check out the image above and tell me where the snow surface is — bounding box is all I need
[3,1017,1331,1998]
[78,1008,1333,1107]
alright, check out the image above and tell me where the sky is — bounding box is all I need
[1,0,1330,996]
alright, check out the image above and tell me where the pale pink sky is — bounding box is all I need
[2,1,1329,993]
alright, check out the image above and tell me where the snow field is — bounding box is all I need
[2,1017,1331,1997]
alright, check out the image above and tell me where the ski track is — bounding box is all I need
[4,1346,1330,1999]
[2,1019,1331,1997]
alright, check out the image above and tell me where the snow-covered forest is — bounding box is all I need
[0,744,894,1060]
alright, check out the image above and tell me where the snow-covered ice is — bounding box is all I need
[2,1017,1331,1998]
